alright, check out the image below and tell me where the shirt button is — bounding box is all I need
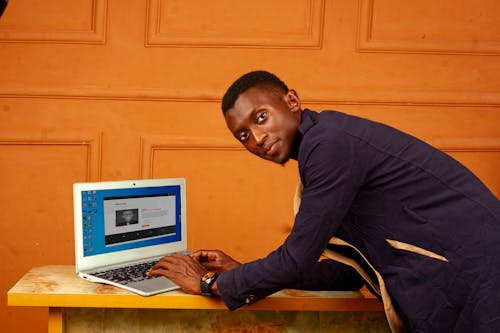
[245,294,257,304]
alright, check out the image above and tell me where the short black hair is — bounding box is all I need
[221,70,289,115]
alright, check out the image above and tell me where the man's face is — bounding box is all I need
[224,87,301,164]
[122,210,134,223]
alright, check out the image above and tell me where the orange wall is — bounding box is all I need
[1,1,499,332]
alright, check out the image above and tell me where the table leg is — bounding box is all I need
[48,307,63,333]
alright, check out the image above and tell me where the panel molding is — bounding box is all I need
[2,87,500,107]
[426,137,500,153]
[0,132,103,181]
[140,135,242,178]
[356,0,500,55]
[145,0,324,48]
[0,0,107,44]
[140,135,500,179]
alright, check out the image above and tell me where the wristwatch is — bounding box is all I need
[200,271,218,296]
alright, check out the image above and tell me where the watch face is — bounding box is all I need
[202,271,216,281]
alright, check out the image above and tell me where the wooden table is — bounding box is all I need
[8,265,389,333]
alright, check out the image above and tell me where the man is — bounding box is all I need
[149,70,500,332]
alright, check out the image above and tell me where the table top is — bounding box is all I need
[8,265,383,311]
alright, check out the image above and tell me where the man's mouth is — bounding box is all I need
[264,140,278,157]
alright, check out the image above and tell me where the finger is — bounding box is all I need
[149,259,186,276]
[148,267,169,277]
[150,255,184,271]
[190,250,212,262]
[149,261,172,274]
[190,251,203,261]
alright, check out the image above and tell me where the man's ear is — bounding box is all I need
[285,89,301,113]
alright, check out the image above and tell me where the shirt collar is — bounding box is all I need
[291,109,317,160]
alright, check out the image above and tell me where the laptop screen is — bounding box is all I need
[80,185,182,257]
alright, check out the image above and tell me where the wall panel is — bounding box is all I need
[358,0,500,55]
[146,0,324,48]
[0,0,107,43]
[0,136,101,333]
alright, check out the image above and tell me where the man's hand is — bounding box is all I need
[148,253,207,295]
[190,250,242,273]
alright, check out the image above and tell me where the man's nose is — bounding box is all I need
[251,127,267,146]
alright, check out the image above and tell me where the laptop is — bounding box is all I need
[73,178,187,296]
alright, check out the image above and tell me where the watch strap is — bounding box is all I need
[200,271,218,296]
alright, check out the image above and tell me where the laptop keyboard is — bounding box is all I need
[93,260,158,285]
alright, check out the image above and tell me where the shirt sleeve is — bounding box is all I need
[217,128,365,310]
[291,259,365,291]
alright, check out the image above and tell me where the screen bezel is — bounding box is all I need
[73,178,187,272]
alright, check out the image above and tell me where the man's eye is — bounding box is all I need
[257,112,267,124]
[239,132,249,142]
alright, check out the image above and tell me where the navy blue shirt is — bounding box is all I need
[217,109,500,332]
